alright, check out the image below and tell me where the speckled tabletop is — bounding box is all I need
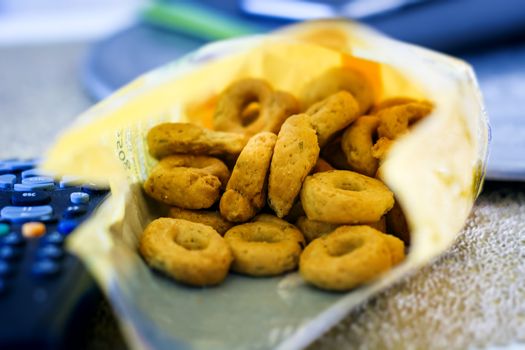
[1,43,524,350]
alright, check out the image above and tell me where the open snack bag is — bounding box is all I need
[43,20,488,349]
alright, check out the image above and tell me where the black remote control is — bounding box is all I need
[0,159,109,349]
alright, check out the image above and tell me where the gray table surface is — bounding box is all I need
[1,42,524,350]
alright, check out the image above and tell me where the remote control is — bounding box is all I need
[0,159,109,349]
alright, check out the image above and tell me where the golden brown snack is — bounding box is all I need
[300,170,394,224]
[370,137,394,160]
[168,207,234,235]
[299,225,392,291]
[305,91,360,147]
[296,216,339,243]
[296,216,387,243]
[300,66,375,115]
[220,132,277,222]
[143,155,229,209]
[224,216,305,276]
[341,115,380,176]
[214,78,299,135]
[268,114,320,218]
[370,97,418,114]
[139,218,233,286]
[376,101,433,139]
[381,233,405,265]
[147,122,248,159]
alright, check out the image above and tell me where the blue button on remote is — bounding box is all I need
[57,220,79,235]
[2,160,36,172]
[21,176,54,186]
[0,175,16,190]
[40,232,64,245]
[2,232,25,246]
[0,261,13,277]
[37,245,63,260]
[14,183,54,192]
[0,246,21,260]
[0,205,53,222]
[21,169,53,179]
[11,191,51,206]
[32,259,60,277]
[70,192,90,204]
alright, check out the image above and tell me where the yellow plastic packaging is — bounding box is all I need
[43,20,489,349]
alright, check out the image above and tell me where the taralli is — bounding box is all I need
[268,114,320,218]
[370,97,418,114]
[296,216,339,243]
[224,215,305,276]
[168,207,234,235]
[214,78,299,135]
[139,218,233,286]
[220,132,277,222]
[300,67,375,115]
[296,216,387,243]
[300,170,394,224]
[147,122,248,159]
[299,225,392,291]
[382,233,405,265]
[341,115,380,177]
[370,137,394,160]
[143,155,230,209]
[306,91,360,147]
[376,101,433,139]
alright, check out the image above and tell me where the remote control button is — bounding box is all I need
[62,205,88,218]
[22,222,46,238]
[57,219,79,235]
[0,246,21,260]
[21,176,54,186]
[81,182,109,194]
[1,205,53,222]
[0,223,10,236]
[41,232,64,245]
[0,174,16,190]
[21,168,53,179]
[36,245,63,260]
[2,160,35,172]
[59,175,83,188]
[0,261,13,277]
[2,232,24,246]
[0,165,13,175]
[32,260,60,277]
[70,192,90,204]
[11,191,51,206]
[14,182,54,191]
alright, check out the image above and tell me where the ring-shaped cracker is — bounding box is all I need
[143,155,230,209]
[168,207,234,235]
[300,170,394,224]
[147,122,248,159]
[300,67,375,115]
[214,79,299,135]
[341,115,380,177]
[376,101,433,139]
[220,132,277,222]
[268,114,320,218]
[139,218,233,286]
[299,225,392,291]
[306,91,360,147]
[224,215,305,276]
